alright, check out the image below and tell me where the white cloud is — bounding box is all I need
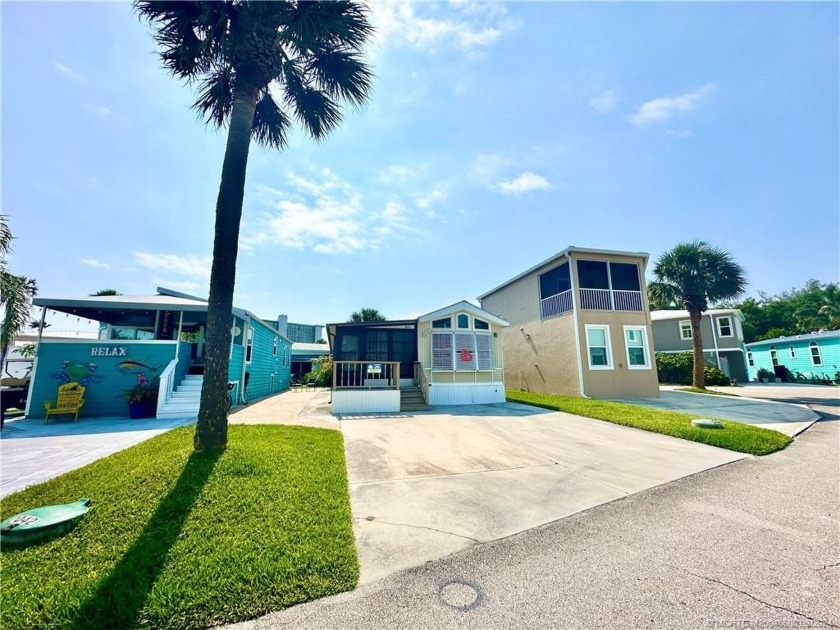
[470,152,516,184]
[81,258,109,269]
[133,252,211,278]
[53,62,83,81]
[629,83,715,127]
[413,187,447,209]
[496,172,553,196]
[95,106,112,116]
[590,88,621,114]
[153,279,202,293]
[371,1,513,53]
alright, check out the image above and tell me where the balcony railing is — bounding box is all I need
[579,288,643,312]
[540,289,574,318]
[332,361,400,390]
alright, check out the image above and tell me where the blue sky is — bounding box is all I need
[3,1,838,335]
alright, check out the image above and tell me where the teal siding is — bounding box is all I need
[243,319,291,400]
[746,334,840,380]
[175,341,192,385]
[28,341,177,418]
[228,344,246,405]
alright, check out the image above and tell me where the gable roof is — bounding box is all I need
[477,246,650,301]
[650,309,742,322]
[745,329,840,348]
[418,300,509,327]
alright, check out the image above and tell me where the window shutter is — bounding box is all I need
[455,333,477,370]
[476,334,493,370]
[432,333,453,370]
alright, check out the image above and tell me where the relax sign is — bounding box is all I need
[90,347,128,357]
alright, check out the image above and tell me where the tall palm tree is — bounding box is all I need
[348,307,386,323]
[0,215,38,375]
[136,1,373,451]
[653,241,747,388]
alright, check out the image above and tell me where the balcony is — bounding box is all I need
[540,289,573,318]
[579,288,643,311]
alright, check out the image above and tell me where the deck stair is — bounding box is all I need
[400,386,428,412]
[157,375,202,419]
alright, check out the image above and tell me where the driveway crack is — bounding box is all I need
[357,517,482,543]
[680,568,839,628]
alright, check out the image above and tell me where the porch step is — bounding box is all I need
[157,376,202,419]
[400,386,428,412]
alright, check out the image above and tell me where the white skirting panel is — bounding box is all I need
[428,383,505,406]
[332,389,401,414]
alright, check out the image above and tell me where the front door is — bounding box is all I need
[391,330,416,380]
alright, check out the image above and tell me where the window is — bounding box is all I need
[747,350,755,367]
[770,346,778,367]
[679,320,693,340]
[585,325,613,369]
[539,262,571,299]
[624,326,651,369]
[273,338,278,356]
[476,334,493,370]
[432,317,451,329]
[474,318,490,330]
[457,314,470,329]
[810,342,823,366]
[432,333,453,369]
[365,331,389,361]
[577,260,609,289]
[339,333,359,361]
[609,263,641,291]
[454,332,477,370]
[245,326,254,363]
[717,316,733,337]
[789,346,796,359]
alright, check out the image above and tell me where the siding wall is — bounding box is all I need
[239,318,292,401]
[746,336,840,380]
[27,340,177,418]
[652,313,745,352]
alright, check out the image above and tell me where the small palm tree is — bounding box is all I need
[90,289,122,296]
[0,215,38,375]
[653,241,747,388]
[136,1,373,451]
[348,308,387,323]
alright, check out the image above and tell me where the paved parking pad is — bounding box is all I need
[342,402,746,584]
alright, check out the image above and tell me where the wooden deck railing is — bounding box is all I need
[332,361,401,390]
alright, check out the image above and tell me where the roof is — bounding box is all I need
[746,329,840,348]
[477,246,650,301]
[651,309,742,321]
[292,342,331,353]
[326,319,417,329]
[417,300,510,327]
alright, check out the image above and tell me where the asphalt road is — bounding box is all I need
[234,415,839,630]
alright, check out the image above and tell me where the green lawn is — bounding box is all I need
[506,390,792,456]
[0,425,358,629]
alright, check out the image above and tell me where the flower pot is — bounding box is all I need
[128,400,156,419]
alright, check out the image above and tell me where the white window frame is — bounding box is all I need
[273,337,278,356]
[789,346,796,359]
[623,325,651,370]
[584,324,613,370]
[456,313,471,329]
[475,333,494,371]
[679,320,692,340]
[245,325,254,364]
[810,342,823,366]
[747,350,755,367]
[431,330,494,371]
[716,316,733,338]
[770,346,778,367]
[431,332,454,370]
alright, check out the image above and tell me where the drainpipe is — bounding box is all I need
[708,312,721,369]
[567,254,588,398]
[239,317,249,404]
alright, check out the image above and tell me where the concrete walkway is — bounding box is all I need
[615,388,821,437]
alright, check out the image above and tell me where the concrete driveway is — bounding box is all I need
[614,387,822,436]
[342,402,746,584]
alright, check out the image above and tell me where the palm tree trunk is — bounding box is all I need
[690,309,705,389]
[194,93,257,452]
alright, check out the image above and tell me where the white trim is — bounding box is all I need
[623,325,652,370]
[38,339,178,345]
[569,254,587,396]
[716,316,734,338]
[419,300,509,327]
[584,324,613,370]
[747,349,755,367]
[809,342,823,366]
[789,345,796,359]
[679,320,692,340]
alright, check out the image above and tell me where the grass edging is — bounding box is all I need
[506,390,792,456]
[674,387,740,396]
[1,424,358,629]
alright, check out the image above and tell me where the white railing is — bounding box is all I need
[540,289,573,318]
[332,361,401,390]
[156,359,178,416]
[414,361,429,404]
[578,288,643,311]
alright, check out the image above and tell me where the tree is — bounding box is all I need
[652,241,747,388]
[91,289,122,296]
[136,1,373,451]
[0,215,38,375]
[348,308,386,323]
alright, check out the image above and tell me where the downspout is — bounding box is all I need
[709,313,721,369]
[567,254,588,398]
[239,317,249,404]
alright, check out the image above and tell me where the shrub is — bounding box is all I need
[655,351,730,385]
[304,355,333,387]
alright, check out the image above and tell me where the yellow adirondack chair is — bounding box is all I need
[44,383,86,424]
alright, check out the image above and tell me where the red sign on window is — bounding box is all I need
[459,349,473,362]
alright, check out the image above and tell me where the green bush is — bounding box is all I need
[304,354,333,387]
[655,351,730,385]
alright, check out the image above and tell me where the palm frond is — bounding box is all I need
[283,63,341,139]
[0,215,12,260]
[307,49,373,107]
[195,67,235,128]
[252,90,290,149]
[0,273,37,352]
[280,1,374,52]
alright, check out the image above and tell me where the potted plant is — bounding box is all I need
[756,368,773,383]
[120,373,158,419]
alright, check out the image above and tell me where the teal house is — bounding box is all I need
[27,288,292,419]
[745,329,840,382]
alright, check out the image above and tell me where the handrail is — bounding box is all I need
[414,361,429,404]
[156,359,178,417]
[332,361,400,390]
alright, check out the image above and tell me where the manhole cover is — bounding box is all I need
[439,580,482,611]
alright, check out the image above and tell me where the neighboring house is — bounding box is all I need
[478,247,659,399]
[270,315,324,344]
[650,309,748,382]
[745,329,840,382]
[327,301,509,414]
[4,330,99,379]
[26,288,291,419]
[290,342,331,380]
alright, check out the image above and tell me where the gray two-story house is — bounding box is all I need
[478,246,660,399]
[650,309,748,382]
